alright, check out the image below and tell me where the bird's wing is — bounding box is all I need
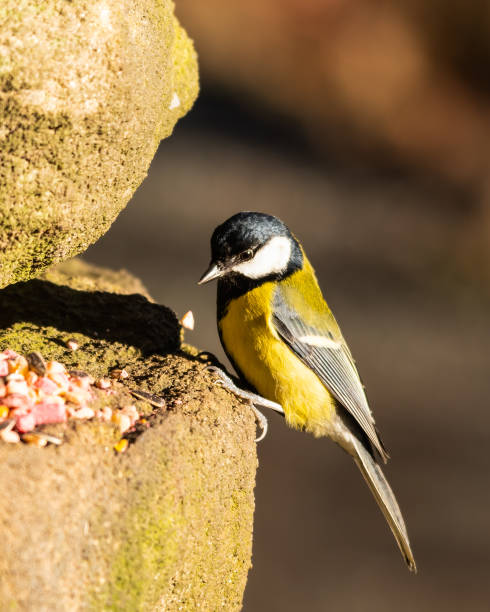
[272,283,388,462]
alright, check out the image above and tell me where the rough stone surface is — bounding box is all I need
[0,259,256,611]
[0,1,199,288]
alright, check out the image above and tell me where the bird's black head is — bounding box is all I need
[199,212,303,286]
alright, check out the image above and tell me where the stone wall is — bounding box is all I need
[0,4,256,610]
[0,0,198,288]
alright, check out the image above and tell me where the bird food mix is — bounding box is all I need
[0,349,140,447]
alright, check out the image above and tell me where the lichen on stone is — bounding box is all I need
[0,0,199,288]
[0,259,255,611]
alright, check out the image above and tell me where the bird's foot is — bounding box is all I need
[205,365,283,442]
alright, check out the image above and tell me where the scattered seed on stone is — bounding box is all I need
[68,370,94,383]
[22,433,48,447]
[26,351,47,376]
[114,438,128,453]
[70,406,95,420]
[34,431,62,445]
[110,368,129,380]
[128,388,166,408]
[0,361,8,377]
[1,429,20,444]
[0,418,15,432]
[112,412,131,433]
[96,378,111,390]
[0,349,145,447]
[97,408,110,423]
[179,310,195,330]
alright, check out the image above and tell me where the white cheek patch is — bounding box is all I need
[232,236,292,279]
[298,335,340,349]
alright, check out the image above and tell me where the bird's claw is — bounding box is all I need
[205,364,274,442]
[250,403,268,442]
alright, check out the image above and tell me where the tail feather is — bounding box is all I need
[351,437,417,572]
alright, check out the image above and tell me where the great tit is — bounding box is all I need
[199,211,416,572]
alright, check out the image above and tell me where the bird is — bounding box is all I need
[198,211,416,572]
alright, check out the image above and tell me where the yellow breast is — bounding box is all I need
[218,280,337,434]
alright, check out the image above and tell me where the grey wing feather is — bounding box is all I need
[272,285,388,462]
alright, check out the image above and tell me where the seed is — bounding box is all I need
[96,378,111,390]
[179,310,195,330]
[34,431,62,445]
[111,412,131,433]
[6,373,25,382]
[46,361,66,376]
[3,394,31,410]
[15,413,36,433]
[1,429,20,444]
[68,370,94,382]
[110,368,129,380]
[6,379,29,396]
[25,371,38,386]
[22,433,48,447]
[47,372,69,392]
[71,407,95,420]
[121,404,139,425]
[64,390,88,406]
[98,407,112,422]
[9,356,28,376]
[114,438,128,453]
[66,339,79,351]
[0,418,15,431]
[26,351,47,376]
[128,388,165,408]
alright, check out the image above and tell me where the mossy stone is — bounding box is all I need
[0,260,255,611]
[0,1,199,288]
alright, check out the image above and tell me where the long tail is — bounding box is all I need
[351,437,417,572]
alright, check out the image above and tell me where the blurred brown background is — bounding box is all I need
[86,2,490,610]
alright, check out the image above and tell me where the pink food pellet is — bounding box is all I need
[0,361,8,376]
[3,394,31,410]
[15,412,36,433]
[33,402,67,426]
[34,377,59,395]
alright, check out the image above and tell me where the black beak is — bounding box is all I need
[198,262,223,285]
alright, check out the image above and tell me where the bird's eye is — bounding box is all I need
[244,249,254,260]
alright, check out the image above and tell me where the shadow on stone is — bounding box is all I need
[0,261,255,611]
[0,279,180,357]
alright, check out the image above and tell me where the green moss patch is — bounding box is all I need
[0,0,198,288]
[0,260,255,611]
